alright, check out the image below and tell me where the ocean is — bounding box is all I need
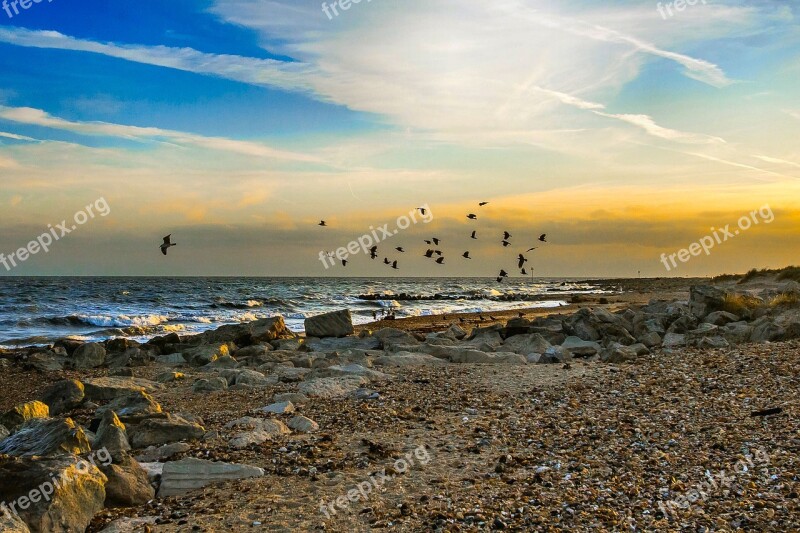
[0,277,613,346]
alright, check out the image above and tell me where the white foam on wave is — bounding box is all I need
[78,314,169,327]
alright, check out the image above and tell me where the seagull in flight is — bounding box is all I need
[517,254,528,269]
[369,246,378,259]
[503,231,512,240]
[539,234,547,242]
[501,240,511,247]
[391,260,399,270]
[318,220,327,227]
[467,214,477,220]
[424,249,434,258]
[435,257,445,264]
[160,235,176,256]
[479,202,489,207]
[526,247,539,252]
[395,247,405,253]
[470,230,477,240]
[496,269,509,283]
[462,251,472,259]
[417,207,427,215]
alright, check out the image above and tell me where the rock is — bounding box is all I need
[134,442,191,463]
[233,344,273,359]
[267,366,310,383]
[71,342,106,369]
[561,336,601,357]
[182,343,230,367]
[155,371,185,383]
[97,517,158,533]
[136,462,164,484]
[0,511,30,532]
[721,321,753,344]
[26,352,67,372]
[600,343,638,363]
[94,411,131,460]
[501,333,551,356]
[39,379,84,415]
[465,329,504,351]
[0,424,9,441]
[270,338,304,351]
[101,456,155,507]
[298,376,368,399]
[96,391,162,422]
[109,368,134,377]
[232,369,275,387]
[304,309,354,338]
[638,331,662,348]
[107,348,152,369]
[662,332,687,349]
[698,336,730,349]
[539,346,572,364]
[689,285,728,318]
[261,401,295,415]
[304,336,380,352]
[287,415,319,433]
[225,417,291,449]
[1,401,50,432]
[373,328,419,350]
[306,363,393,381]
[563,308,600,341]
[374,352,448,367]
[155,353,187,367]
[192,377,229,393]
[704,311,740,326]
[128,414,205,448]
[82,377,164,402]
[450,351,527,364]
[273,393,309,405]
[0,417,91,458]
[157,457,264,497]
[685,323,720,345]
[201,354,239,370]
[0,455,107,533]
[629,343,651,356]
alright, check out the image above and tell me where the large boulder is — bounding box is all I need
[304,309,355,338]
[0,418,91,458]
[95,391,162,423]
[157,458,264,498]
[195,317,290,345]
[182,343,230,367]
[501,333,551,356]
[38,380,85,416]
[192,377,228,393]
[93,411,131,461]
[82,377,163,402]
[373,352,448,367]
[72,342,106,369]
[0,510,30,532]
[127,414,205,448]
[689,285,728,319]
[0,455,107,533]
[1,401,50,432]
[100,456,155,507]
[298,376,367,399]
[561,336,601,357]
[225,417,291,449]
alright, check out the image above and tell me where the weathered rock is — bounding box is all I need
[71,342,106,369]
[449,351,527,364]
[1,401,50,432]
[0,455,106,533]
[226,416,291,449]
[37,380,84,417]
[157,457,264,497]
[155,371,185,383]
[304,336,381,352]
[82,377,164,402]
[698,336,730,349]
[155,353,187,367]
[101,456,155,507]
[134,442,191,463]
[305,363,393,381]
[201,354,239,370]
[233,344,273,359]
[97,517,158,533]
[273,393,309,405]
[662,332,687,349]
[287,415,319,433]
[373,328,419,350]
[689,285,728,318]
[26,352,67,372]
[232,369,276,387]
[182,343,230,367]
[192,377,228,393]
[96,391,162,422]
[704,311,740,326]
[304,309,355,338]
[94,410,131,460]
[600,343,638,363]
[561,336,601,357]
[638,331,662,348]
[539,346,572,364]
[128,414,205,448]
[261,401,295,415]
[0,418,91,458]
[0,423,9,441]
[298,376,367,399]
[267,366,310,383]
[501,333,551,356]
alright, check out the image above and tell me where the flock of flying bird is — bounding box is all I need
[317,202,549,283]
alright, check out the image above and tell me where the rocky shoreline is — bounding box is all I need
[0,275,798,531]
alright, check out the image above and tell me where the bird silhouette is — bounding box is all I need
[369,246,378,259]
[521,268,528,275]
[319,221,327,227]
[467,214,477,220]
[539,234,547,242]
[434,250,443,256]
[526,247,538,252]
[341,259,348,267]
[395,247,405,252]
[517,254,528,269]
[391,260,399,270]
[417,207,427,215]
[384,258,391,264]
[435,257,445,264]
[432,238,441,245]
[423,249,434,258]
[496,269,508,283]
[503,231,512,240]
[479,202,489,206]
[160,235,176,256]
[462,251,471,259]
[501,240,511,247]
[470,230,477,239]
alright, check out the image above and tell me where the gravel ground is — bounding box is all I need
[80,340,798,532]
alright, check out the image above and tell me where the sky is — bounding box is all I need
[0,0,798,277]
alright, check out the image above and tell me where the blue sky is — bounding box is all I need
[0,0,798,276]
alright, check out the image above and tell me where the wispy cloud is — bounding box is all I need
[753,154,800,170]
[0,105,323,163]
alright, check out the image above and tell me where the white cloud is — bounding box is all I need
[753,155,800,170]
